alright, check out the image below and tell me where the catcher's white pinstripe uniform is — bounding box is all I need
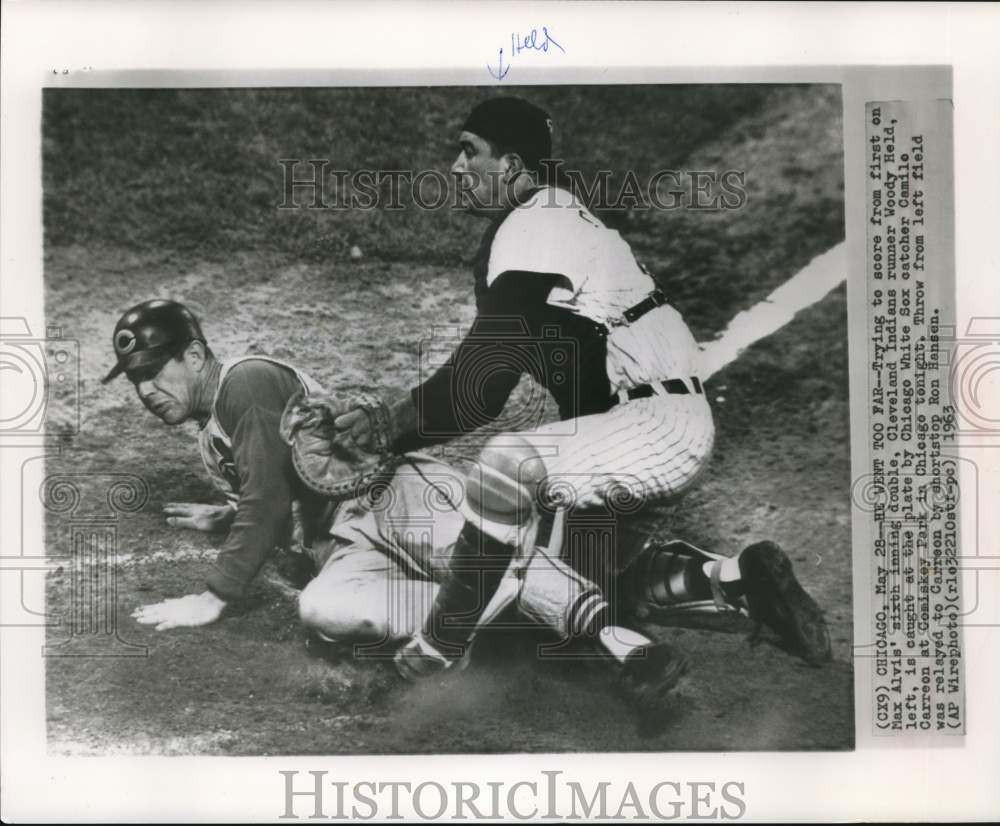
[482,185,714,513]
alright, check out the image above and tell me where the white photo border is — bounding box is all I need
[2,2,998,822]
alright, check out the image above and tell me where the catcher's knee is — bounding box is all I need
[462,435,548,545]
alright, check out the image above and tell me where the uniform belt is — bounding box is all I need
[622,289,668,324]
[611,377,704,406]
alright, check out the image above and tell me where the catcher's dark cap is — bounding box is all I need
[462,97,553,173]
[102,299,206,384]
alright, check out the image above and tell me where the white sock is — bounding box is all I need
[703,557,741,583]
[598,625,652,664]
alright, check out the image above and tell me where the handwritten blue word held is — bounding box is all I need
[488,27,565,81]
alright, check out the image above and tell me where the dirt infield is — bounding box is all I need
[44,84,852,753]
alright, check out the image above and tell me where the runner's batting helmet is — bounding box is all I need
[102,299,205,384]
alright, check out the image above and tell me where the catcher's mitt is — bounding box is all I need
[279,389,397,501]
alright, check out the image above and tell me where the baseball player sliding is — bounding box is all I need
[105,296,824,726]
[331,97,832,688]
[103,301,652,692]
[103,300,330,628]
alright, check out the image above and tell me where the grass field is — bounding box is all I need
[43,84,852,753]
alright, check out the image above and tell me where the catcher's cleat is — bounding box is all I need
[620,538,733,623]
[393,633,469,682]
[617,641,690,722]
[737,541,832,666]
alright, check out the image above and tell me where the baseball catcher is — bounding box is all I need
[323,97,832,686]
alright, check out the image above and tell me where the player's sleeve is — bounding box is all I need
[205,362,300,601]
[485,193,602,290]
[403,270,562,448]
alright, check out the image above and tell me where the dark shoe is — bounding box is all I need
[738,541,832,666]
[618,641,690,721]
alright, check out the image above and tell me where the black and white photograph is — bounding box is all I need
[41,82,851,754]
[3,3,998,822]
